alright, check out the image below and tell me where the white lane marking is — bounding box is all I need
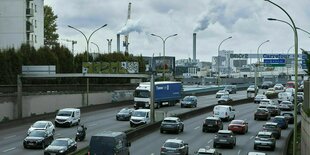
[194,126,200,130]
[88,123,97,127]
[4,135,16,139]
[208,140,213,144]
[238,150,241,155]
[250,136,254,139]
[2,147,16,153]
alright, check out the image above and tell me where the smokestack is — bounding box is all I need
[193,33,197,62]
[117,34,120,52]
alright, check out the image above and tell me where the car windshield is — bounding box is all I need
[256,95,265,98]
[50,140,68,147]
[32,122,47,128]
[119,109,131,113]
[132,111,146,117]
[231,120,243,124]
[218,90,226,93]
[163,120,177,123]
[183,97,194,101]
[205,119,216,124]
[283,113,292,117]
[218,133,231,137]
[256,109,266,112]
[28,130,46,137]
[264,125,276,129]
[281,102,291,104]
[273,118,285,122]
[258,134,271,138]
[220,96,229,99]
[134,90,149,98]
[163,142,180,148]
[57,111,72,116]
[249,85,255,88]
[267,106,276,110]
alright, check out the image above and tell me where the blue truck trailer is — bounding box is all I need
[133,81,182,109]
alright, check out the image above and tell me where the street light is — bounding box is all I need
[91,42,100,53]
[217,36,232,87]
[150,33,178,81]
[265,1,299,154]
[255,40,270,95]
[286,45,294,79]
[68,24,108,106]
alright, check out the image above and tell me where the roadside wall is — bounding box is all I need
[301,109,310,155]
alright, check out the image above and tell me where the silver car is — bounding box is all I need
[160,139,189,155]
[27,120,55,135]
[254,131,276,151]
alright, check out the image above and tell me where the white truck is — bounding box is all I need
[55,108,80,127]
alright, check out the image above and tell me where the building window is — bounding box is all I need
[35,20,37,28]
[35,5,37,12]
[35,35,37,43]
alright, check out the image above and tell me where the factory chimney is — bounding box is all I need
[193,33,197,62]
[117,34,120,52]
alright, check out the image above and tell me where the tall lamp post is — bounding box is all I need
[286,45,294,79]
[217,36,232,87]
[91,42,100,53]
[150,33,178,81]
[68,24,108,106]
[265,1,298,154]
[255,40,270,95]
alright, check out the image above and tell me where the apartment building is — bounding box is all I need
[0,0,44,50]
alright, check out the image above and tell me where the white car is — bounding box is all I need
[27,120,55,135]
[279,101,294,111]
[247,85,257,93]
[259,99,275,107]
[254,94,267,104]
[274,83,284,92]
[265,88,276,95]
[216,90,229,98]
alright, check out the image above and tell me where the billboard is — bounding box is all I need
[82,62,139,74]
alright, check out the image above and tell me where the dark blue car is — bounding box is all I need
[272,116,288,129]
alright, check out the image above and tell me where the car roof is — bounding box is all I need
[34,120,50,124]
[206,116,220,120]
[134,109,150,112]
[198,148,216,153]
[55,138,71,141]
[165,139,183,144]
[218,130,232,134]
[274,116,286,119]
[248,152,267,155]
[60,108,80,111]
[265,122,278,126]
[164,117,179,121]
[214,105,232,108]
[257,131,273,136]
[261,99,271,101]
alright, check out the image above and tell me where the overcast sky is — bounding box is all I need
[44,0,310,62]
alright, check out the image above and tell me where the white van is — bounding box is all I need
[278,92,293,103]
[55,108,80,127]
[129,109,150,127]
[213,105,235,121]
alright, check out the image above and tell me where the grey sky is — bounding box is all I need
[45,0,310,62]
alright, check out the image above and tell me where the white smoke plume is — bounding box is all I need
[118,19,143,35]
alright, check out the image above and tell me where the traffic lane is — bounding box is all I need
[130,102,297,155]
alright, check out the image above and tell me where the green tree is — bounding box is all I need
[44,5,59,47]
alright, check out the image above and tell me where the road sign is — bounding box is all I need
[263,59,286,64]
[265,64,286,67]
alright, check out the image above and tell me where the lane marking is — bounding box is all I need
[208,139,213,144]
[2,147,16,153]
[250,136,254,139]
[194,126,200,130]
[4,135,16,139]
[238,150,241,155]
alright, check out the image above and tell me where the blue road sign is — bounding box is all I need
[264,59,286,64]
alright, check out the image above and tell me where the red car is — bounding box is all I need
[228,120,248,134]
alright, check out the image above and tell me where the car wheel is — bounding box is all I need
[271,146,275,151]
[181,126,184,132]
[160,129,163,133]
[23,144,28,149]
[202,128,205,132]
[254,145,257,150]
[213,143,217,148]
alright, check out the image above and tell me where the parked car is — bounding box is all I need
[181,96,198,108]
[265,88,276,95]
[261,81,273,89]
[262,122,281,139]
[202,117,223,133]
[27,120,55,135]
[160,117,184,134]
[272,116,288,129]
[44,138,77,155]
[228,120,248,134]
[266,105,281,116]
[279,101,294,111]
[218,95,233,104]
[116,107,134,121]
[254,131,276,151]
[254,94,267,104]
[195,148,222,155]
[224,85,237,94]
[23,130,54,149]
[254,108,271,121]
[213,130,236,149]
[216,90,229,98]
[281,112,294,124]
[160,139,189,155]
[247,85,258,93]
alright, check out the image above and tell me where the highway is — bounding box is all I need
[131,100,298,155]
[0,90,272,155]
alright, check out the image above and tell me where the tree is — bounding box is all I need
[44,5,59,47]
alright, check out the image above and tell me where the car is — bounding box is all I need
[297,103,303,114]
[202,117,223,133]
[259,99,274,106]
[160,117,184,134]
[297,92,304,96]
[274,83,284,92]
[281,112,294,124]
[44,138,77,155]
[224,85,237,94]
[217,95,233,104]
[265,88,276,95]
[247,85,258,93]
[130,109,150,127]
[195,148,222,155]
[296,94,304,103]
[262,122,281,139]
[266,105,281,116]
[27,120,55,135]
[216,90,229,98]
[228,119,248,134]
[279,101,294,111]
[278,92,293,103]
[261,81,273,89]
[23,130,54,149]
[299,84,304,91]
[285,88,295,95]
[116,107,134,121]
[181,96,198,108]
[160,139,189,155]
[272,116,288,129]
[254,94,267,104]
[213,130,236,149]
[247,152,267,155]
[254,108,271,121]
[254,131,276,151]
[213,105,235,121]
